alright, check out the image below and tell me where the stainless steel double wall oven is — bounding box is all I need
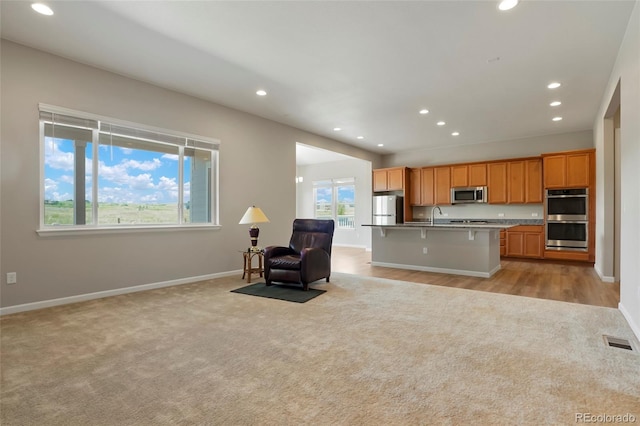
[545,188,588,251]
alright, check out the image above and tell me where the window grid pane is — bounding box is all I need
[312,178,355,228]
[40,107,218,228]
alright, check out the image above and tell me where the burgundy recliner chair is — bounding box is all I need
[264,219,335,291]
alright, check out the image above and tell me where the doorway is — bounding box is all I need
[295,143,372,249]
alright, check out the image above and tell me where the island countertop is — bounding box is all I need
[364,221,519,278]
[362,222,517,230]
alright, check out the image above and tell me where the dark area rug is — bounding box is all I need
[231,282,326,303]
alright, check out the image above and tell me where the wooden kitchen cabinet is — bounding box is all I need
[468,163,487,186]
[507,161,526,204]
[434,166,451,205]
[409,168,421,205]
[451,165,469,188]
[543,150,593,188]
[451,163,487,188]
[487,162,508,204]
[409,167,436,206]
[525,158,543,203]
[373,167,406,192]
[504,225,544,259]
[421,167,435,206]
[507,159,543,204]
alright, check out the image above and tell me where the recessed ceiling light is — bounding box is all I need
[498,0,519,11]
[451,132,460,136]
[256,89,267,96]
[550,101,562,107]
[357,136,364,140]
[547,82,561,89]
[552,116,563,121]
[333,127,341,131]
[377,144,384,147]
[419,109,429,115]
[31,3,53,15]
[437,121,446,126]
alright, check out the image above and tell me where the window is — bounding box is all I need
[313,178,355,229]
[40,105,219,230]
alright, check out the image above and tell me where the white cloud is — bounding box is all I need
[122,158,162,171]
[44,178,58,192]
[44,139,74,171]
[59,175,74,184]
[162,154,179,161]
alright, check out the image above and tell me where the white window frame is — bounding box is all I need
[313,178,356,229]
[37,104,220,236]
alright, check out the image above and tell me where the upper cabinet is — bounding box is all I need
[525,159,543,203]
[373,167,406,192]
[507,158,542,204]
[542,150,593,188]
[487,162,508,204]
[409,167,436,206]
[434,167,451,205]
[468,164,488,187]
[451,163,487,188]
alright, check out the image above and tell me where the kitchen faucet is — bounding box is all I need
[431,205,443,224]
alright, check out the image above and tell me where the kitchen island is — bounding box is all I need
[364,222,515,278]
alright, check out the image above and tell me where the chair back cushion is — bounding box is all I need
[289,219,335,254]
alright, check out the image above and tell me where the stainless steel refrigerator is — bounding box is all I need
[372,195,403,225]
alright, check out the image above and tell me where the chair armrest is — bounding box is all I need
[264,246,295,262]
[300,247,331,281]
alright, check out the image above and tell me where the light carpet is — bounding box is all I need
[1,272,639,425]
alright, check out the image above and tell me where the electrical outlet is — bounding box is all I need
[532,213,539,217]
[7,272,17,285]
[422,247,428,254]
[498,213,505,217]
[442,213,449,217]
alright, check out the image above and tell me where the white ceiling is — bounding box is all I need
[1,0,635,162]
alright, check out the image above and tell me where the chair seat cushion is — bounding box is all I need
[268,255,301,270]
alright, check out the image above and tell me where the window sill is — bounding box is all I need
[36,224,222,237]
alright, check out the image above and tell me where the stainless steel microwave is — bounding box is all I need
[451,186,488,204]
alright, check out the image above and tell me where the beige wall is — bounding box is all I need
[0,41,380,309]
[594,1,640,339]
[381,130,594,168]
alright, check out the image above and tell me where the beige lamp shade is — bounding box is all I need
[239,206,270,226]
[239,206,269,248]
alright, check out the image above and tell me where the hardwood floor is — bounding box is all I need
[331,246,620,308]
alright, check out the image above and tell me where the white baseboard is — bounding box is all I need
[0,270,242,316]
[619,302,640,343]
[370,261,500,278]
[333,243,368,249]
[594,264,616,283]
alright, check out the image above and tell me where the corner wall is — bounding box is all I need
[594,1,640,340]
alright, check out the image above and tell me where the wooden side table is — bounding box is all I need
[242,250,264,283]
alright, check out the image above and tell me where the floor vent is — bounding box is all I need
[603,335,634,351]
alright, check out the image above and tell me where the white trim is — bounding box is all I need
[0,270,242,316]
[370,261,501,278]
[594,264,616,283]
[619,302,640,343]
[333,243,368,249]
[36,224,221,237]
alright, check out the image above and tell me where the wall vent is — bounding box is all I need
[603,335,634,351]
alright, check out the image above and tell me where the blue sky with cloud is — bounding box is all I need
[44,138,190,204]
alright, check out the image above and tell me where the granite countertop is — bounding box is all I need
[363,223,514,230]
[363,218,543,230]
